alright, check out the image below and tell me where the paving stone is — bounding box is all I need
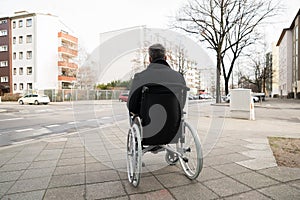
[2,190,45,200]
[223,153,252,162]
[57,157,84,166]
[224,190,271,200]
[288,180,300,189]
[258,184,300,200]
[236,158,277,170]
[34,154,61,161]
[29,160,58,169]
[203,177,251,197]
[19,167,55,179]
[60,152,84,159]
[203,155,233,167]
[7,176,51,194]
[49,173,85,188]
[44,142,66,150]
[63,147,84,154]
[0,170,24,182]
[151,165,181,175]
[0,181,14,198]
[44,185,85,200]
[197,167,226,182]
[155,172,194,188]
[169,182,219,200]
[86,181,126,199]
[212,163,252,176]
[53,164,85,175]
[7,156,36,164]
[205,147,234,157]
[123,176,164,194]
[130,189,174,200]
[231,172,279,189]
[86,170,120,183]
[0,162,31,172]
[85,162,111,172]
[258,167,300,182]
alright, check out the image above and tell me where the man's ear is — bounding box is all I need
[164,56,167,60]
[149,57,152,62]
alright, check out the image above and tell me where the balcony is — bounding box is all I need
[58,75,76,82]
[58,46,78,57]
[58,32,78,44]
[58,61,78,69]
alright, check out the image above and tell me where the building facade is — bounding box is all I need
[272,42,279,96]
[0,17,12,95]
[277,9,300,98]
[1,11,78,95]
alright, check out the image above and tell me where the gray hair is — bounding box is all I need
[148,43,166,61]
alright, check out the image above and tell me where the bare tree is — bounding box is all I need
[175,0,280,102]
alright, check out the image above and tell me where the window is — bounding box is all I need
[0,45,8,52]
[0,76,8,82]
[13,21,16,28]
[18,20,23,28]
[19,83,23,90]
[0,61,8,67]
[13,52,16,60]
[0,20,7,24]
[19,36,23,44]
[19,52,23,59]
[13,37,16,44]
[27,83,32,90]
[26,35,32,43]
[26,19,32,27]
[26,51,32,59]
[14,83,17,91]
[19,67,23,75]
[0,30,7,36]
[27,67,32,75]
[13,68,16,75]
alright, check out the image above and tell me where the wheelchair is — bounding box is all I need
[126,83,203,187]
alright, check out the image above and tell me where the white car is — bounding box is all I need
[225,93,259,103]
[18,94,50,105]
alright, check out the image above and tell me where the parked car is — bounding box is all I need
[199,94,213,99]
[119,93,129,102]
[225,93,259,103]
[188,94,199,100]
[18,94,50,105]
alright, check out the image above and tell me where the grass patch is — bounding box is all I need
[268,137,300,168]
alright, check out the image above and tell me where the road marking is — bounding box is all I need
[87,119,97,121]
[68,121,76,124]
[46,124,60,128]
[0,117,23,122]
[15,128,34,132]
[101,117,111,120]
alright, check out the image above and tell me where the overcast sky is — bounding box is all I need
[1,0,299,53]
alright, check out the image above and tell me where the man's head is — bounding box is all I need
[148,43,166,63]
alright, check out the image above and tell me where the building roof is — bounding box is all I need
[276,8,300,46]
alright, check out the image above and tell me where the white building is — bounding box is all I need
[277,29,293,96]
[272,42,280,96]
[11,11,78,94]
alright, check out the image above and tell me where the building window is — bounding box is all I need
[14,83,17,91]
[18,20,23,28]
[19,67,23,75]
[19,52,23,59]
[26,51,32,59]
[26,19,32,27]
[0,30,7,36]
[26,35,32,43]
[19,83,23,90]
[0,61,8,67]
[13,21,16,28]
[19,36,23,44]
[0,45,8,52]
[13,52,16,60]
[27,67,32,75]
[0,76,8,82]
[13,37,16,44]
[13,68,16,75]
[0,20,7,24]
[27,83,32,90]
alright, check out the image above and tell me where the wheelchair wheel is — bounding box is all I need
[165,150,179,165]
[179,121,203,179]
[126,123,142,187]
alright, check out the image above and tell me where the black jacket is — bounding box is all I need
[127,59,187,115]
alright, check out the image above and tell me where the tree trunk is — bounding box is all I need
[224,76,229,95]
[216,55,222,103]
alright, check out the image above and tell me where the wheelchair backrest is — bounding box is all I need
[139,83,189,145]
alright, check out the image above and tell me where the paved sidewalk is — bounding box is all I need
[0,99,299,200]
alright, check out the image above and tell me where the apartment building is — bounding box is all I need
[277,9,300,97]
[272,42,279,96]
[0,17,12,95]
[5,11,78,94]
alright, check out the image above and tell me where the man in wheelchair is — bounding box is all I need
[126,43,202,187]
